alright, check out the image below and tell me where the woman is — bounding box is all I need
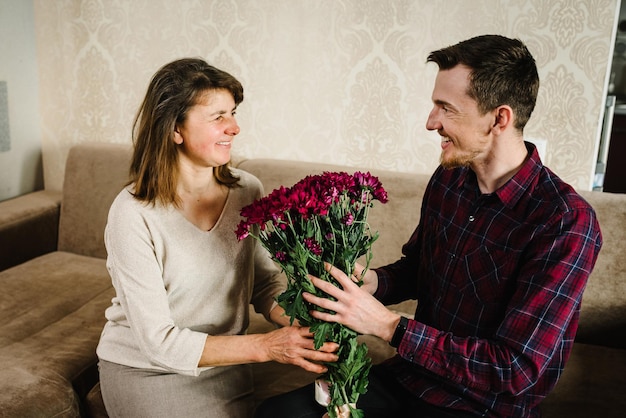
[96,58,337,418]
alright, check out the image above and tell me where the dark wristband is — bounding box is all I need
[390,316,409,348]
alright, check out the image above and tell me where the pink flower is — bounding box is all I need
[304,237,323,256]
[235,223,250,240]
[275,251,287,261]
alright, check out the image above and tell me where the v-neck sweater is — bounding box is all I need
[96,169,285,376]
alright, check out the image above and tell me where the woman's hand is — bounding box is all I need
[302,263,399,342]
[262,326,338,374]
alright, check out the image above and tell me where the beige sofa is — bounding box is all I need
[0,142,624,417]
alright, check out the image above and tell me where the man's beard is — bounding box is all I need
[440,150,477,169]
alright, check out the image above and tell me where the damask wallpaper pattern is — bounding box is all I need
[33,0,619,191]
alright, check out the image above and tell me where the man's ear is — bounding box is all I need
[492,105,513,134]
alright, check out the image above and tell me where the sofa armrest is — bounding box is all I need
[0,190,62,271]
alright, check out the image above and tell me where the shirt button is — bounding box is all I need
[469,215,475,222]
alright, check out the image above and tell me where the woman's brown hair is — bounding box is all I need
[129,58,244,206]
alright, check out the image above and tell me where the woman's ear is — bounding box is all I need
[173,127,183,145]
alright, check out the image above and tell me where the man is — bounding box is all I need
[255,34,602,418]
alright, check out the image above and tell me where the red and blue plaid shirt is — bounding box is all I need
[374,143,602,417]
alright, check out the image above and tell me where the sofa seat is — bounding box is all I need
[539,342,626,417]
[0,365,81,417]
[0,252,111,346]
[0,251,114,416]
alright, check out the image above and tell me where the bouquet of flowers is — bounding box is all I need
[235,170,388,418]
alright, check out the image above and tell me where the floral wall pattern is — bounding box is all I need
[34,0,619,191]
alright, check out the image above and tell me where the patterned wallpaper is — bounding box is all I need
[34,0,619,192]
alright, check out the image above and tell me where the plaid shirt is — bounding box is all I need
[374,143,602,417]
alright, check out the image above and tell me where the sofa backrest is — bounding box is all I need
[58,142,132,258]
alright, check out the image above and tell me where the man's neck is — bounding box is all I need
[472,138,528,194]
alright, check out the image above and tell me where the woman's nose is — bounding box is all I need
[227,120,240,136]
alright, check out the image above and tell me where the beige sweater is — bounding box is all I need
[96,169,285,376]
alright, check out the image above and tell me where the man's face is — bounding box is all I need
[425,65,496,169]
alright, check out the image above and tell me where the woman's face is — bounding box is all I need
[173,88,240,169]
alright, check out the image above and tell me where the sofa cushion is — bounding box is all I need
[0,366,81,418]
[0,251,112,349]
[85,382,108,418]
[58,142,131,259]
[0,250,113,402]
[0,251,113,411]
[540,342,626,418]
[0,190,61,271]
[576,190,626,349]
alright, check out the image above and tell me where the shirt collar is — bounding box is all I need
[460,141,543,208]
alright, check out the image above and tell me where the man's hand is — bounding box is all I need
[302,263,400,342]
[269,303,301,327]
[352,261,379,295]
